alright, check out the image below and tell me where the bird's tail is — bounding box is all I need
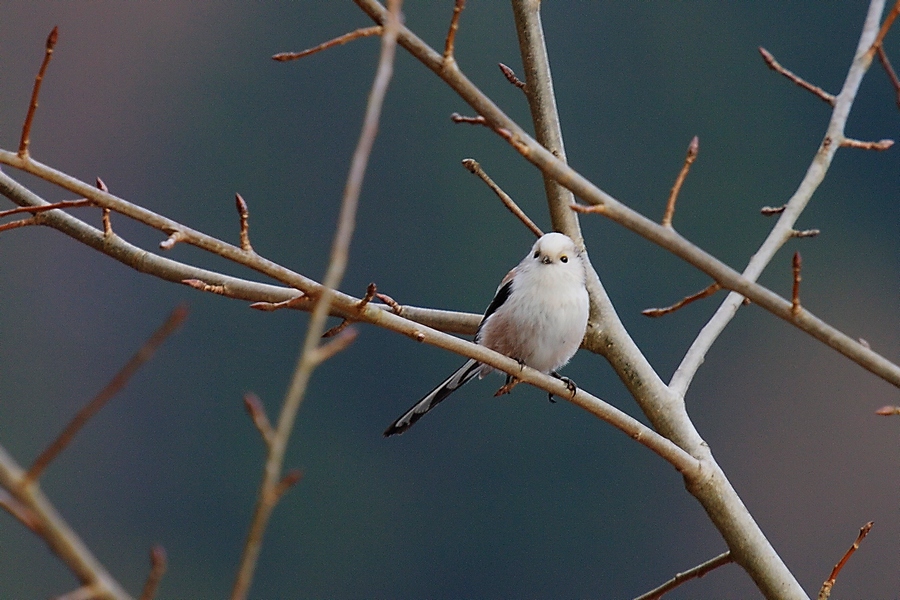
[383,359,483,436]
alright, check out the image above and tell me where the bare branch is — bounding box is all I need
[24,305,188,487]
[876,46,900,108]
[19,26,58,158]
[0,216,38,233]
[350,1,900,391]
[758,47,836,105]
[96,178,113,236]
[662,136,699,228]
[450,112,487,125]
[0,445,132,599]
[232,2,403,598]
[310,327,359,365]
[243,393,274,447]
[272,26,383,62]
[840,137,894,150]
[760,205,786,216]
[791,228,820,238]
[443,0,465,62]
[791,252,802,317]
[875,405,900,415]
[866,0,900,58]
[461,158,543,237]
[0,198,91,218]
[0,489,40,531]
[249,294,309,311]
[159,230,186,250]
[235,193,254,252]
[643,283,721,318]
[498,62,526,90]
[817,521,874,600]
[138,545,167,600]
[633,551,733,600]
[271,469,303,502]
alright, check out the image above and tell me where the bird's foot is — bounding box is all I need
[548,371,577,402]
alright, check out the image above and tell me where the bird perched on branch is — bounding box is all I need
[384,232,590,436]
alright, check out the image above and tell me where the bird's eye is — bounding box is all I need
[560,255,568,263]
[533,251,540,259]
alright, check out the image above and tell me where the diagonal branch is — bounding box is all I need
[670,0,889,397]
[231,2,402,597]
[351,0,900,392]
[0,444,133,600]
[24,305,187,486]
[633,551,733,600]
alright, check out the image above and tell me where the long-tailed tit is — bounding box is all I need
[384,232,590,436]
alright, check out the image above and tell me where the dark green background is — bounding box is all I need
[1,2,897,598]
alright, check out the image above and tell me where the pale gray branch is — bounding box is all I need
[353,0,900,391]
[670,0,889,397]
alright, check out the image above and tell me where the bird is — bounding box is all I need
[383,232,590,437]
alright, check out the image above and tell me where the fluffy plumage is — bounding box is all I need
[384,232,590,436]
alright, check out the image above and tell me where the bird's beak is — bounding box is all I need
[541,256,552,264]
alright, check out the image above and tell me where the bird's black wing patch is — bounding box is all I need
[476,278,513,337]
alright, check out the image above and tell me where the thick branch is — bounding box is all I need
[351,0,900,392]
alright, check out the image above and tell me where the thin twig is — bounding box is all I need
[243,393,274,447]
[642,282,721,318]
[791,252,802,317]
[840,137,894,150]
[760,205,786,216]
[0,216,37,233]
[96,178,112,236]
[876,46,900,108]
[791,228,820,238]
[818,521,874,600]
[0,489,40,531]
[323,283,377,337]
[272,469,303,501]
[875,405,900,415]
[249,294,309,311]
[0,445,132,600]
[231,2,402,598]
[498,63,526,90]
[182,278,228,295]
[461,158,543,237]
[138,545,167,600]
[311,328,359,364]
[159,230,186,250]
[662,136,699,228]
[450,112,487,125]
[0,198,91,218]
[23,305,188,487]
[443,0,465,62]
[633,551,733,600]
[19,26,58,158]
[866,0,900,58]
[759,47,836,105]
[375,292,402,314]
[272,26,383,62]
[235,193,254,252]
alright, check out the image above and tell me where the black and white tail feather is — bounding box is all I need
[382,358,483,436]
[383,232,590,438]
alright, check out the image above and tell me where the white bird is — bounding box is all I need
[384,232,590,436]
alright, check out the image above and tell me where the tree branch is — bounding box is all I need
[231,2,401,595]
[350,0,900,392]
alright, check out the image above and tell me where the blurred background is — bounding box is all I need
[0,2,897,598]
